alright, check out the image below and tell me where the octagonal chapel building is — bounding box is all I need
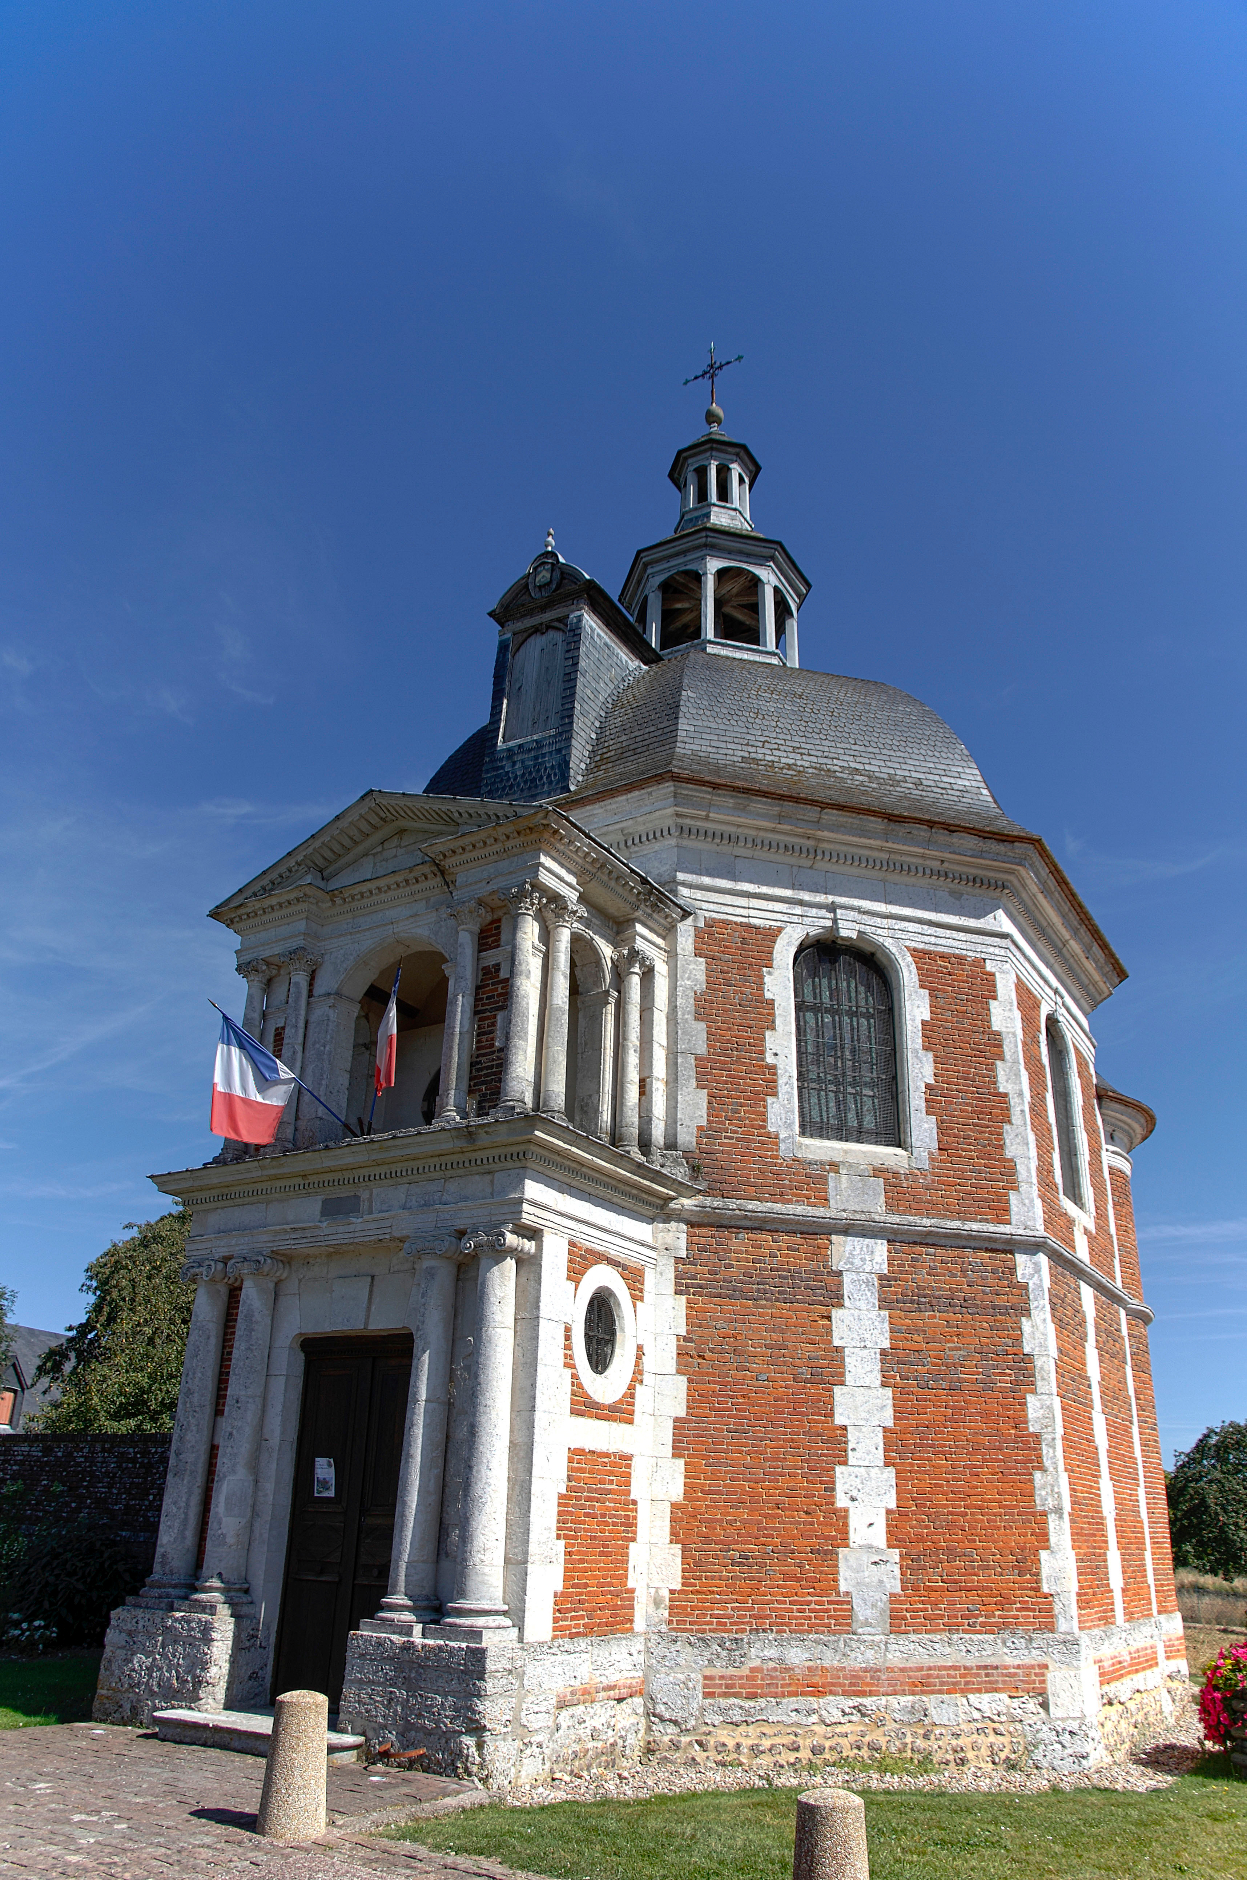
[97,413,1184,1778]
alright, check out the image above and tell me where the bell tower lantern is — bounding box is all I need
[618,396,810,666]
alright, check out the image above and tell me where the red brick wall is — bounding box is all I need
[880,952,1015,1224]
[467,919,507,1113]
[883,1245,1051,1631]
[552,1449,636,1637]
[693,922,825,1204]
[670,1226,851,1634]
[692,923,1018,1225]
[1047,1266,1115,1628]
[565,1242,638,1423]
[1094,1302,1152,1624]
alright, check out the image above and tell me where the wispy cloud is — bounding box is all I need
[1,649,34,678]
[1062,831,1247,888]
[217,624,274,707]
[1139,1218,1247,1244]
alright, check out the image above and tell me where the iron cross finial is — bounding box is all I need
[683,342,744,414]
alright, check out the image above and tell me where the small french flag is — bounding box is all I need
[211,1011,299,1144]
[374,975,399,1095]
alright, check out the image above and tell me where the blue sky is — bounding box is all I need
[0,1,1242,1463]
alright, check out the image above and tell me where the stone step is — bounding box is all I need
[152,1707,366,1762]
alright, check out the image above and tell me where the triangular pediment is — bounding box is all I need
[210,790,530,918]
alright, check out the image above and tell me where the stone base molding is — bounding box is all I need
[92,1600,267,1728]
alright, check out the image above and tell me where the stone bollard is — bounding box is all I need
[256,1689,328,1842]
[793,1788,870,1880]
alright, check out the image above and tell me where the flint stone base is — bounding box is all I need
[92,1599,267,1727]
[339,1628,646,1788]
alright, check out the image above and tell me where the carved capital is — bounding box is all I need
[545,896,581,931]
[284,948,322,977]
[180,1256,230,1285]
[507,882,545,921]
[401,1234,462,1263]
[237,959,271,986]
[458,1222,538,1260]
[228,1253,288,1282]
[614,944,652,979]
[454,899,488,933]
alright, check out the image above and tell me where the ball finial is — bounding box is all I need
[705,403,724,429]
[545,527,556,552]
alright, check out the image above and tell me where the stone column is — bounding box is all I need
[759,577,776,651]
[497,886,543,1116]
[786,603,799,668]
[239,960,271,1038]
[614,947,648,1154]
[434,1225,536,1638]
[538,899,578,1119]
[195,1255,286,1604]
[275,950,319,1150]
[437,903,485,1121]
[132,1257,230,1606]
[366,1239,459,1633]
[295,990,357,1148]
[701,564,714,640]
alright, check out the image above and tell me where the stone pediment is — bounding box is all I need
[209,791,531,918]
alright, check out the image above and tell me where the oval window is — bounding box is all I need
[583,1289,618,1376]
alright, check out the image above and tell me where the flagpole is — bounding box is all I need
[366,964,403,1136]
[209,1000,360,1138]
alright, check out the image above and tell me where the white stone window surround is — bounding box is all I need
[764,917,937,1172]
[571,1263,638,1405]
[1037,1004,1097,1235]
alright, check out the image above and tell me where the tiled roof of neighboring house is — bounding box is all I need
[566,648,1026,834]
[2,1325,65,1427]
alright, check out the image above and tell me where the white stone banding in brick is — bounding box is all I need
[1080,1282,1125,1627]
[832,1236,899,1634]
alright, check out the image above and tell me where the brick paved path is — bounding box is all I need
[0,1726,534,1880]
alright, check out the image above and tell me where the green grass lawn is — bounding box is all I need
[384,1767,1247,1880]
[0,1651,101,1727]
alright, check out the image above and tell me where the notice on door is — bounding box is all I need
[313,1457,336,1499]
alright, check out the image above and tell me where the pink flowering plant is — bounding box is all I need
[1198,1641,1247,1749]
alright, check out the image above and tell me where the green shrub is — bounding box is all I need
[0,1482,143,1652]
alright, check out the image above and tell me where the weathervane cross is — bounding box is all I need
[683,342,744,410]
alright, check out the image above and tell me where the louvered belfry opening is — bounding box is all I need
[794,943,901,1146]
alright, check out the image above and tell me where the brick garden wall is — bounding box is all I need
[0,1434,170,1573]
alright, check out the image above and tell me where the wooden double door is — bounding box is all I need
[273,1333,413,1706]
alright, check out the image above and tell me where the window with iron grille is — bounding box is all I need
[1046,1018,1085,1208]
[794,944,900,1146]
[583,1289,618,1376]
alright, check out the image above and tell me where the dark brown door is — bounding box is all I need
[273,1333,412,1706]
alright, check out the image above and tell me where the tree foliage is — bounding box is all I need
[1167,1420,1247,1581]
[31,1209,193,1433]
[0,1284,15,1372]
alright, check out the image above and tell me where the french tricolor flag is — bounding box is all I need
[374,976,399,1095]
[211,1011,299,1144]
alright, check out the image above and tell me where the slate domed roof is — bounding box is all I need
[568,648,1024,835]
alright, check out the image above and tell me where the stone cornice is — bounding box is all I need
[210,799,689,945]
[576,795,1123,1012]
[149,1112,699,1219]
[669,1195,1153,1323]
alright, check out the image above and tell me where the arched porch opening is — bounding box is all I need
[345,949,449,1136]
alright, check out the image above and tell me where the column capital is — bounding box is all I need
[401,1234,461,1263]
[228,1252,288,1282]
[283,947,322,976]
[545,896,582,930]
[458,1223,538,1260]
[614,944,654,978]
[237,958,272,986]
[454,899,488,932]
[181,1255,231,1285]
[507,881,545,919]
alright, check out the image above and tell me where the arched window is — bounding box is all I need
[794,944,900,1145]
[1046,1017,1085,1207]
